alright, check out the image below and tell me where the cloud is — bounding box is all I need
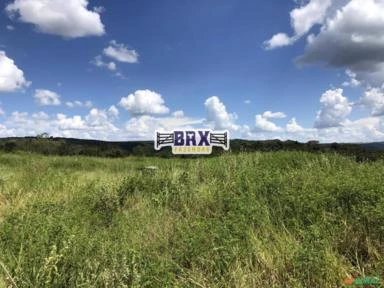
[0,51,30,92]
[93,6,105,14]
[92,41,137,77]
[56,113,85,130]
[91,56,116,71]
[244,100,251,104]
[34,89,61,106]
[204,96,238,130]
[6,25,15,31]
[264,0,332,49]
[172,110,184,118]
[252,111,286,132]
[6,0,105,38]
[0,124,14,137]
[264,33,293,50]
[262,111,287,119]
[359,88,384,116]
[85,108,119,131]
[124,115,154,138]
[8,111,30,125]
[119,89,170,115]
[314,88,352,128]
[255,114,283,132]
[103,40,139,63]
[286,118,305,133]
[342,70,361,87]
[0,101,382,143]
[239,125,252,138]
[114,72,126,79]
[107,105,119,119]
[32,111,49,120]
[290,0,332,36]
[65,100,93,109]
[125,114,204,139]
[0,103,200,140]
[316,116,384,143]
[107,62,116,71]
[265,0,384,88]
[244,114,384,143]
[296,0,384,86]
[2,108,120,140]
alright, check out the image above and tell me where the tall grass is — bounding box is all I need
[0,151,383,287]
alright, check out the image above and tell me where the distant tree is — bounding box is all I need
[105,147,125,158]
[4,141,16,152]
[330,142,340,150]
[37,132,49,138]
[132,145,155,157]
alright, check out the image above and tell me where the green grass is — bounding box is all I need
[0,151,383,287]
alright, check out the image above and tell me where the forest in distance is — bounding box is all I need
[0,136,383,161]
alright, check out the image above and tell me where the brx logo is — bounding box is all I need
[155,129,230,154]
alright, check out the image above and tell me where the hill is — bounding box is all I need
[362,142,384,151]
[0,136,383,161]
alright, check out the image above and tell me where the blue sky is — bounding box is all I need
[0,0,383,142]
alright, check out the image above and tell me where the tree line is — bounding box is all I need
[0,136,383,161]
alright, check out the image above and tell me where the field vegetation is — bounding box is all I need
[0,151,383,287]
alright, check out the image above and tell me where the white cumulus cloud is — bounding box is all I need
[91,55,116,71]
[172,110,184,118]
[342,70,361,87]
[316,116,384,143]
[286,118,305,133]
[204,96,238,130]
[290,0,332,36]
[314,88,352,128]
[107,105,119,119]
[6,0,105,38]
[34,89,61,106]
[104,40,139,63]
[262,111,287,119]
[359,88,384,116]
[65,100,93,109]
[119,89,170,116]
[255,114,283,132]
[3,109,119,139]
[0,51,30,92]
[125,114,203,139]
[264,0,332,49]
[264,33,293,50]
[85,108,119,131]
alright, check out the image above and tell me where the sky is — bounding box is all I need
[0,0,384,143]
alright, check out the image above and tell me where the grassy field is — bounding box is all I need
[0,151,383,287]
